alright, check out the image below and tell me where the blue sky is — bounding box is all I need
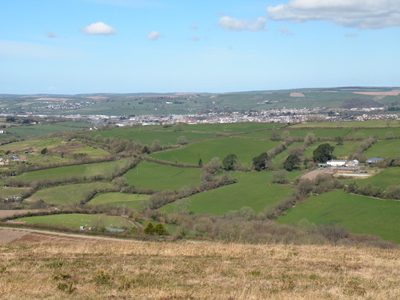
[1,0,400,94]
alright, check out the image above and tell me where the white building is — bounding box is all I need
[326,160,347,167]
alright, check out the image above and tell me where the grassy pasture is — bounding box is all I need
[243,128,352,140]
[70,146,109,158]
[160,170,302,215]
[25,182,117,205]
[123,161,201,191]
[363,140,400,158]
[302,142,360,159]
[88,193,149,209]
[19,213,131,229]
[349,128,400,139]
[345,168,400,190]
[16,159,127,182]
[3,122,91,138]
[118,131,215,146]
[180,122,284,133]
[272,142,304,167]
[86,126,158,139]
[278,189,400,243]
[150,137,281,165]
[0,187,28,199]
[290,120,398,128]
[0,138,62,152]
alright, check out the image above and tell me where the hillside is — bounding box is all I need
[1,237,400,299]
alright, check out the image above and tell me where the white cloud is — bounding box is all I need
[278,26,294,36]
[267,0,400,29]
[190,23,198,30]
[188,35,200,41]
[46,30,56,38]
[147,31,161,41]
[218,16,268,31]
[80,22,116,35]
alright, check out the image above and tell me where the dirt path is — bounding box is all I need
[0,227,132,243]
[301,169,326,180]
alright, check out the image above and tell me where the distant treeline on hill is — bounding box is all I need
[341,97,384,109]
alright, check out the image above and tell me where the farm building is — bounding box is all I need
[327,160,347,167]
[366,158,384,164]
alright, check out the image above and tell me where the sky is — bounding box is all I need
[1,0,400,94]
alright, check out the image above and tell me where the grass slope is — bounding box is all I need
[278,189,400,243]
[19,213,131,229]
[160,170,302,215]
[0,138,62,152]
[244,128,352,140]
[347,168,400,190]
[70,146,109,158]
[25,182,117,205]
[150,137,281,165]
[123,161,201,191]
[88,193,149,209]
[118,131,215,146]
[16,159,127,182]
[363,140,400,158]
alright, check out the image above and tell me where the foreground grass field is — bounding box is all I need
[123,161,201,191]
[160,170,302,215]
[150,137,281,165]
[88,192,149,209]
[1,239,400,299]
[25,182,117,205]
[16,159,128,182]
[278,190,400,243]
[18,213,132,229]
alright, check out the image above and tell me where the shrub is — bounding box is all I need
[154,223,166,235]
[271,171,290,184]
[143,222,155,235]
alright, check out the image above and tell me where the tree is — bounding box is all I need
[223,154,238,171]
[335,136,343,146]
[177,136,187,145]
[41,148,47,155]
[281,131,291,140]
[270,130,281,141]
[313,143,335,163]
[143,222,155,235]
[154,223,166,235]
[172,124,184,132]
[271,170,289,184]
[174,198,192,214]
[198,158,203,167]
[386,131,394,139]
[283,154,301,171]
[202,157,222,174]
[304,133,316,146]
[252,152,268,171]
[150,140,162,152]
[142,145,150,154]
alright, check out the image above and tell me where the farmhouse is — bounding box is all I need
[366,158,384,164]
[326,160,347,167]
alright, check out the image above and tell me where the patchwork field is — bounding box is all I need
[160,170,302,215]
[18,213,132,229]
[25,182,117,205]
[0,138,62,152]
[88,193,149,209]
[243,128,353,140]
[150,137,281,165]
[363,140,400,158]
[302,141,360,159]
[123,161,201,191]
[16,159,128,182]
[278,190,400,243]
[349,128,400,139]
[70,146,109,158]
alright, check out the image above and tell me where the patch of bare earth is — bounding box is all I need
[290,92,305,97]
[300,169,326,180]
[0,209,43,220]
[353,90,400,96]
[47,143,84,154]
[0,240,400,299]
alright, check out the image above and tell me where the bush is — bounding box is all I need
[143,222,155,235]
[271,171,290,184]
[154,223,166,235]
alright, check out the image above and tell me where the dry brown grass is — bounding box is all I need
[1,239,400,299]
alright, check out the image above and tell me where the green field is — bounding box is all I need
[272,142,304,167]
[0,138,62,152]
[0,187,28,199]
[117,131,215,146]
[243,128,353,140]
[277,190,400,243]
[123,161,201,191]
[346,168,400,190]
[363,140,400,158]
[16,159,128,182]
[19,213,131,229]
[25,182,117,205]
[160,170,302,215]
[290,120,399,128]
[150,137,281,165]
[177,122,284,133]
[70,145,109,158]
[349,128,400,139]
[302,141,360,159]
[86,126,161,139]
[88,192,149,209]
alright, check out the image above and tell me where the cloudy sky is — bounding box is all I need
[1,0,400,94]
